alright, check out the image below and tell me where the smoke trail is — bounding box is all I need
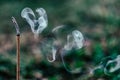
[61,50,83,73]
[40,37,57,62]
[21,7,48,36]
[52,25,85,73]
[61,30,84,73]
[91,55,120,76]
[52,25,65,32]
[64,30,84,51]
[104,55,120,75]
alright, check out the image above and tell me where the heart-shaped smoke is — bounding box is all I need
[21,7,48,35]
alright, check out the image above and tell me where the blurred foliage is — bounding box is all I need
[0,0,120,80]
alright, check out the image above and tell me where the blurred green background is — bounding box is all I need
[0,0,120,80]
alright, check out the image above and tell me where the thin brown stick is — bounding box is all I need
[16,35,20,80]
[11,17,20,80]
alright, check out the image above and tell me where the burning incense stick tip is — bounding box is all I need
[11,16,20,36]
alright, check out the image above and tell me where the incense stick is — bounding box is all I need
[12,17,20,80]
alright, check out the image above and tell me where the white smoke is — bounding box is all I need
[21,7,48,35]
[104,55,120,75]
[64,30,84,51]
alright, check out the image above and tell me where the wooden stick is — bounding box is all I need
[11,17,20,80]
[16,35,20,80]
